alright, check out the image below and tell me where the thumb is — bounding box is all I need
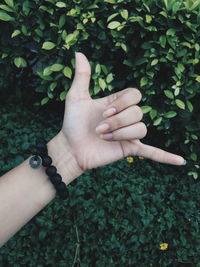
[68,52,91,100]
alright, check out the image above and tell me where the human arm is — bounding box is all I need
[0,132,83,248]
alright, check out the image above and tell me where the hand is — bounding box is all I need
[58,52,185,172]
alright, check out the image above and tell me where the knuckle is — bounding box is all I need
[66,91,76,101]
[66,91,73,99]
[139,122,147,138]
[77,71,91,77]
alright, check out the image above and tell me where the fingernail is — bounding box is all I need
[99,133,113,139]
[96,123,109,134]
[103,108,116,118]
[183,159,187,165]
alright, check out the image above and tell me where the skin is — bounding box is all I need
[60,52,185,170]
[0,52,185,248]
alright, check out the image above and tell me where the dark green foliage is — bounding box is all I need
[0,100,199,266]
[0,0,200,179]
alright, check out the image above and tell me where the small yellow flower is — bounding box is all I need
[139,156,145,159]
[160,243,168,250]
[126,157,134,163]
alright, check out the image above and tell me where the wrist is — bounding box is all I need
[47,131,84,185]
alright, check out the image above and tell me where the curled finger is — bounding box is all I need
[99,122,147,141]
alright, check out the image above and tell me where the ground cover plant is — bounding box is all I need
[0,99,199,266]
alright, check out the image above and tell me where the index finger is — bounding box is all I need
[137,142,186,166]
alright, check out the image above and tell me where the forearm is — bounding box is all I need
[0,132,83,248]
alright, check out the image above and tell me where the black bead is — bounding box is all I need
[42,155,52,167]
[46,166,57,177]
[55,181,67,192]
[57,188,69,200]
[36,142,47,151]
[32,150,40,156]
[38,149,48,156]
[50,173,62,185]
[36,143,48,157]
[36,138,46,146]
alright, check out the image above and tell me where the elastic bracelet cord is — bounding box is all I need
[29,138,69,200]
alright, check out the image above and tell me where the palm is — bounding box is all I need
[61,52,185,171]
[62,95,139,171]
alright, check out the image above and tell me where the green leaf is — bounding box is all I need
[175,99,185,109]
[195,75,200,82]
[145,15,152,23]
[166,28,176,36]
[195,43,200,51]
[0,4,14,12]
[56,2,66,8]
[65,33,74,43]
[141,106,152,114]
[21,24,28,35]
[140,77,148,87]
[41,97,49,105]
[153,117,163,126]
[151,59,158,66]
[59,14,66,28]
[43,66,52,76]
[42,41,56,50]
[4,0,14,8]
[160,10,167,16]
[49,82,57,91]
[11,30,20,38]
[186,100,193,112]
[164,90,174,99]
[50,64,64,72]
[94,85,101,95]
[1,53,8,59]
[121,43,127,52]
[60,91,67,101]
[107,13,118,22]
[159,35,166,48]
[191,134,198,140]
[106,73,114,83]
[95,64,101,73]
[107,21,120,29]
[188,171,198,179]
[98,78,106,90]
[190,153,197,161]
[14,57,27,68]
[150,109,157,119]
[63,66,72,78]
[120,9,128,20]
[164,111,177,118]
[177,63,185,72]
[0,10,13,21]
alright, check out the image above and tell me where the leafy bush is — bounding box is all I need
[0,97,200,266]
[0,0,200,180]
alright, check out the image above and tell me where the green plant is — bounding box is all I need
[0,101,199,266]
[0,0,200,180]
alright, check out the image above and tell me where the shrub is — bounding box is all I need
[0,0,200,180]
[0,101,200,266]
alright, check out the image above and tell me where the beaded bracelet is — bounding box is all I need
[29,138,69,200]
